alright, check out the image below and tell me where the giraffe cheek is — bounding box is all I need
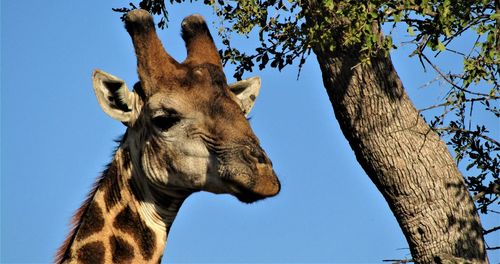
[167,156,209,189]
[163,141,211,189]
[140,146,170,186]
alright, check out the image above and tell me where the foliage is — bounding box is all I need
[114,0,499,242]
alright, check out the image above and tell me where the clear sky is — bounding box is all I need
[1,1,498,263]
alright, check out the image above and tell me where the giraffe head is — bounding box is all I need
[92,10,280,203]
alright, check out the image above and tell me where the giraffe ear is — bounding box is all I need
[228,76,261,116]
[92,69,141,125]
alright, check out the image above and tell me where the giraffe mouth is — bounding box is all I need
[225,172,281,204]
[231,183,269,203]
[215,147,281,203]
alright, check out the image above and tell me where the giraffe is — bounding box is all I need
[55,9,280,264]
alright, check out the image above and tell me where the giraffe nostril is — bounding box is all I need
[248,145,268,164]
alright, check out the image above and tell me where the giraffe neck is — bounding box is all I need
[57,144,190,264]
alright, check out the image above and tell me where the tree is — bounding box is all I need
[115,1,498,263]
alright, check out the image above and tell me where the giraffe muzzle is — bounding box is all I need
[222,148,281,203]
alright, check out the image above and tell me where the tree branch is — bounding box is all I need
[483,226,500,235]
[419,96,500,112]
[432,127,500,147]
[476,196,499,213]
[473,182,500,201]
[384,4,437,17]
[382,259,414,263]
[418,52,491,97]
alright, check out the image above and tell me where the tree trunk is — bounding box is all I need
[314,36,488,264]
[303,4,488,263]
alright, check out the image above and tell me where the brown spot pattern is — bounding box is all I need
[128,178,144,202]
[121,147,132,171]
[110,235,134,263]
[77,241,105,264]
[113,205,156,260]
[76,203,104,241]
[101,161,122,211]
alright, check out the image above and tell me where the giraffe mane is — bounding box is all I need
[54,135,125,264]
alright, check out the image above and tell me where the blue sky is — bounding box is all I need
[1,1,498,263]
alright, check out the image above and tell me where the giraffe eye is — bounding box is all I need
[152,115,180,131]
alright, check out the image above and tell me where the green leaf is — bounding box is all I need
[407,27,414,36]
[490,13,500,20]
[437,41,446,51]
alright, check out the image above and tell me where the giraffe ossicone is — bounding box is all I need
[56,9,280,264]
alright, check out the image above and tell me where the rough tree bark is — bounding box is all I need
[303,2,488,263]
